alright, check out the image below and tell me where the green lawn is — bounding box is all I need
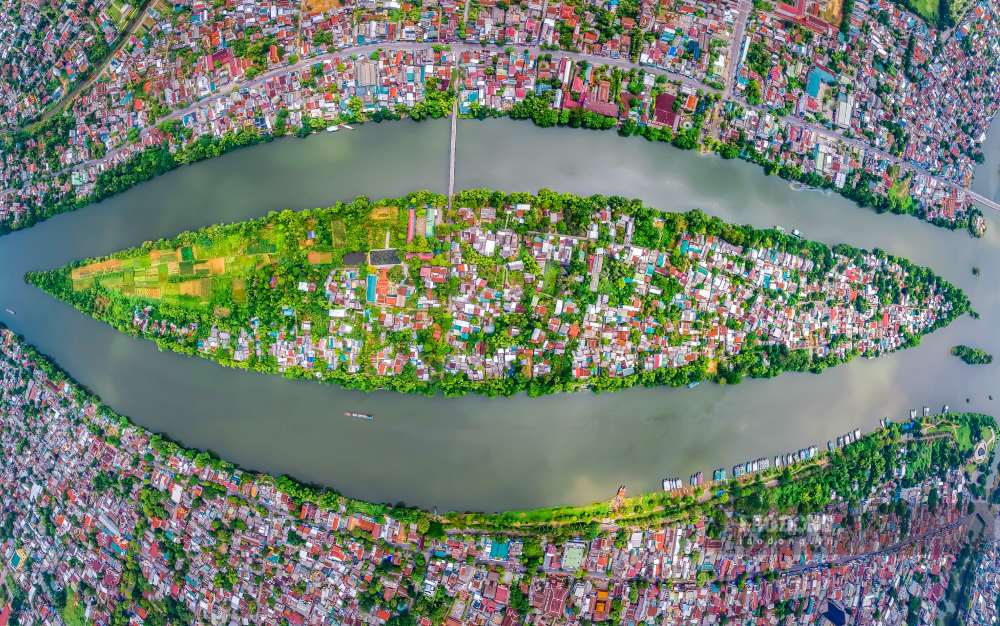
[542,262,560,296]
[955,423,973,452]
[887,178,915,214]
[906,0,940,24]
[62,592,88,626]
[107,0,136,28]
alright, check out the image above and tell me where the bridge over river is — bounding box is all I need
[969,189,1000,212]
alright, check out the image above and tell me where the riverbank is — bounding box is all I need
[3,43,993,238]
[27,189,971,397]
[7,106,988,238]
[3,321,993,528]
[2,321,992,624]
[472,101,987,236]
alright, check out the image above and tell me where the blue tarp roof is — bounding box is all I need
[806,67,836,98]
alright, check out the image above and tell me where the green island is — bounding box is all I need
[27,189,970,397]
[952,344,994,365]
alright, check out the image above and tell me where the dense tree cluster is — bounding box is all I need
[951,344,992,365]
[2,127,271,236]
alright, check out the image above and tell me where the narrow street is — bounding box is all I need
[723,0,751,100]
[20,0,157,131]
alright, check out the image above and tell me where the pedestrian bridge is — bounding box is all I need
[968,190,1000,212]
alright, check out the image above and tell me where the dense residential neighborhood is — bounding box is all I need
[28,191,970,395]
[0,0,141,128]
[1,0,999,623]
[967,536,1000,625]
[0,326,996,625]
[0,0,997,234]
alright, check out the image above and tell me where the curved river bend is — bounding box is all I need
[1,118,999,512]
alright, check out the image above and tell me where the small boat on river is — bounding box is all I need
[345,411,374,421]
[4,308,13,315]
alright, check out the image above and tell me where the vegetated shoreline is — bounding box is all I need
[952,344,994,365]
[1,95,985,239]
[1,321,994,531]
[25,189,973,398]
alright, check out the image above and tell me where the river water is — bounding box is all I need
[1,117,998,512]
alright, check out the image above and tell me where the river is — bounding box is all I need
[0,117,998,512]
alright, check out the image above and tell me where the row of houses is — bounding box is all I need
[734,0,999,218]
[0,0,134,127]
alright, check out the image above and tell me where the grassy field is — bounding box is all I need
[368,205,408,249]
[67,201,424,312]
[925,415,988,455]
[887,176,915,213]
[106,0,136,28]
[61,592,88,626]
[955,422,973,451]
[948,0,974,21]
[70,230,280,310]
[907,0,940,23]
[542,262,560,296]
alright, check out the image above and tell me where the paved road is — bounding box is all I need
[722,0,752,101]
[755,515,967,582]
[451,513,971,592]
[43,40,710,179]
[726,91,1000,212]
[11,38,996,215]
